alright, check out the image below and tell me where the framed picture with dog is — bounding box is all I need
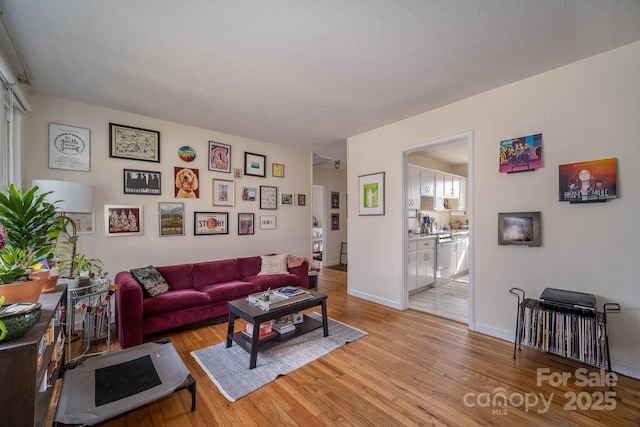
[174,167,199,199]
[109,123,160,163]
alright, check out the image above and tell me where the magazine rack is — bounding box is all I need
[509,288,620,382]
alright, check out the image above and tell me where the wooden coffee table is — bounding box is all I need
[226,288,328,369]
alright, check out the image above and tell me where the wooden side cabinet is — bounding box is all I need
[0,287,66,427]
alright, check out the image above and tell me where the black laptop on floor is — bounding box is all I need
[539,288,596,312]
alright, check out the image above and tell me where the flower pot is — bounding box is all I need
[29,270,60,294]
[0,278,45,304]
[67,277,80,289]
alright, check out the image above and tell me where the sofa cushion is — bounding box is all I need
[258,254,289,275]
[199,280,260,303]
[142,289,211,316]
[155,263,194,290]
[238,256,262,278]
[130,265,170,297]
[193,259,242,290]
[244,273,301,291]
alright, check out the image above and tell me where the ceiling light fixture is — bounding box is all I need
[334,160,341,169]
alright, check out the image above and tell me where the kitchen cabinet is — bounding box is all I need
[407,237,436,292]
[444,174,460,199]
[433,172,445,210]
[407,166,421,209]
[452,234,469,275]
[458,177,467,210]
[420,169,435,197]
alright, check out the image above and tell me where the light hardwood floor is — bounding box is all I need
[408,280,469,323]
[49,268,640,426]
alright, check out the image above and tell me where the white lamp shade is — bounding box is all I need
[31,180,94,213]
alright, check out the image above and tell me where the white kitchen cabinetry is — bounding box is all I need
[420,169,435,197]
[444,174,460,199]
[408,166,421,209]
[433,172,445,210]
[458,177,467,210]
[407,237,436,292]
[452,234,469,275]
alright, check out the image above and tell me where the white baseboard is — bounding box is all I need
[348,289,403,310]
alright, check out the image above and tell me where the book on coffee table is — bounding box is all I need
[241,330,278,342]
[247,290,312,311]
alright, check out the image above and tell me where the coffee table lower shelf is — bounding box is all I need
[229,314,322,354]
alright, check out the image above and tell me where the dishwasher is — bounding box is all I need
[435,232,452,284]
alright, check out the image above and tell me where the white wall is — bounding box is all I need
[23,93,313,277]
[347,41,640,378]
[313,167,347,265]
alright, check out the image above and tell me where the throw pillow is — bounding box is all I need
[258,254,289,275]
[130,265,170,297]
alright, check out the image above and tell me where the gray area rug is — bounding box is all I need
[191,312,366,402]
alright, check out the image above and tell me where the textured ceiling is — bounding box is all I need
[1,1,639,166]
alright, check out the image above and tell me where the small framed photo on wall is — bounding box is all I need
[158,202,184,236]
[331,192,339,209]
[297,194,306,206]
[331,213,339,230]
[238,213,255,235]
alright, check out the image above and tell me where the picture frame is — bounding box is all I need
[241,187,256,201]
[65,209,96,235]
[331,213,339,230]
[281,193,293,206]
[238,213,255,235]
[297,194,306,206]
[209,141,231,172]
[158,202,185,236]
[234,168,243,179]
[105,205,143,237]
[260,185,277,210]
[499,133,543,173]
[260,215,276,230]
[359,172,385,215]
[331,191,339,209]
[178,145,196,162]
[272,163,285,178]
[558,157,617,203]
[109,123,160,163]
[174,167,199,199]
[244,152,266,177]
[212,178,235,207]
[194,212,229,235]
[498,212,541,247]
[124,169,161,195]
[48,122,91,171]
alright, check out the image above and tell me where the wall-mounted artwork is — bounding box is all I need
[241,187,256,201]
[331,213,339,230]
[124,169,161,195]
[238,213,254,235]
[212,178,235,207]
[281,193,293,206]
[260,186,277,210]
[297,194,306,206]
[105,205,143,237]
[178,146,196,162]
[499,133,542,173]
[194,212,228,235]
[174,167,199,198]
[158,202,184,236]
[260,215,276,230]
[244,152,266,177]
[498,212,541,247]
[209,141,231,172]
[49,122,91,171]
[109,123,160,163]
[559,157,617,203]
[331,192,339,209]
[359,172,385,215]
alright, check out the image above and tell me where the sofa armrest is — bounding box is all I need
[289,260,310,288]
[114,271,144,349]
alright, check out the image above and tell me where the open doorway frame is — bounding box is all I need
[401,131,476,331]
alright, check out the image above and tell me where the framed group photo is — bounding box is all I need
[124,169,161,195]
[109,123,160,163]
[194,212,229,235]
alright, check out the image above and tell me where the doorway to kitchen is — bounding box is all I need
[403,131,474,327]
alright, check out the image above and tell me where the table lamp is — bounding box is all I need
[31,179,94,277]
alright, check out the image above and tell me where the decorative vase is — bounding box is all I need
[0,278,45,304]
[0,302,42,342]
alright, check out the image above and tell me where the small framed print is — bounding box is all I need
[260,215,276,230]
[331,191,339,209]
[272,163,285,178]
[158,202,185,236]
[209,141,231,172]
[49,122,91,171]
[234,168,243,179]
[244,152,266,177]
[105,205,143,237]
[297,194,306,206]
[212,178,235,207]
[238,213,255,235]
[194,212,229,235]
[359,172,385,215]
[124,169,161,195]
[281,193,293,206]
[109,123,160,163]
[331,213,339,230]
[260,185,277,210]
[66,209,96,234]
[241,187,256,201]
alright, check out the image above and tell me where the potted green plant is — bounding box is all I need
[0,184,63,302]
[57,251,106,289]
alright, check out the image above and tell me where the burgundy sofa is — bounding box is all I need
[114,255,309,349]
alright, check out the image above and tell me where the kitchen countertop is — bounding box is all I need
[408,234,438,240]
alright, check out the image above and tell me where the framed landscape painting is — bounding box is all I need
[158,202,184,236]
